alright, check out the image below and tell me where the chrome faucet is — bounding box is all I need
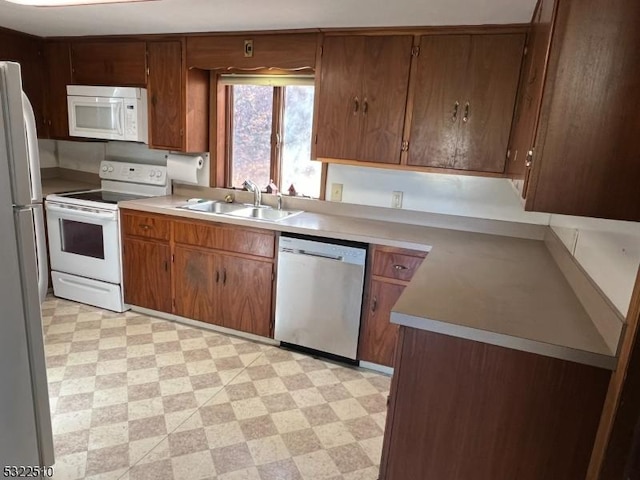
[242,179,262,207]
[276,192,283,210]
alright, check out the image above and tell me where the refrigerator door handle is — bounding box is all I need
[33,205,48,303]
[22,92,42,204]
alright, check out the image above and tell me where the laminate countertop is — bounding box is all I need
[118,195,618,370]
[41,177,100,198]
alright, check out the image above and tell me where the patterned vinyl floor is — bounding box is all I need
[42,296,390,480]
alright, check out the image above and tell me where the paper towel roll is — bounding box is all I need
[166,154,204,184]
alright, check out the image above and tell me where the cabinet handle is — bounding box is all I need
[393,264,408,271]
[223,269,227,285]
[463,102,470,123]
[353,96,360,114]
[363,97,368,115]
[164,261,168,272]
[452,101,459,122]
[139,224,151,230]
[215,270,220,283]
[371,296,378,313]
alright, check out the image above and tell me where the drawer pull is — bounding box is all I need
[372,296,378,313]
[139,224,151,230]
[223,269,227,285]
[215,270,220,283]
[393,264,408,271]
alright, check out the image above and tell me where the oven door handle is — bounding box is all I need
[46,204,117,221]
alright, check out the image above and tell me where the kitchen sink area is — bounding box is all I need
[177,200,303,222]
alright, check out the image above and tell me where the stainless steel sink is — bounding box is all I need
[227,206,302,222]
[178,200,302,222]
[178,200,248,215]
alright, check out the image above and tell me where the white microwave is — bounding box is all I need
[67,85,148,143]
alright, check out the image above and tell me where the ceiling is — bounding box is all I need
[0,0,536,38]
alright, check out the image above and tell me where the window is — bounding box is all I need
[222,76,322,198]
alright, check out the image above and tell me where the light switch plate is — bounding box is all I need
[392,191,403,208]
[330,183,343,202]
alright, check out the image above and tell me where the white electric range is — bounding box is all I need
[45,160,170,312]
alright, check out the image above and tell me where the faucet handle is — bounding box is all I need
[277,193,283,210]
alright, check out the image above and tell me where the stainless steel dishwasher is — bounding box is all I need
[275,234,367,360]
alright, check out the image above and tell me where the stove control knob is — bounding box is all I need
[107,165,114,172]
[149,170,155,177]
[155,170,162,178]
[102,165,108,172]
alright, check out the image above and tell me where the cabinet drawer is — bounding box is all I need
[372,249,426,282]
[121,211,170,241]
[174,220,275,258]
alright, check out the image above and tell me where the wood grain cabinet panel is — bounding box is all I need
[70,41,147,86]
[174,245,221,325]
[121,211,171,241]
[358,246,426,367]
[407,34,524,173]
[359,280,405,367]
[219,255,273,337]
[316,35,413,164]
[122,237,171,313]
[380,327,610,480]
[186,33,318,70]
[43,41,72,139]
[524,0,640,221]
[147,41,183,150]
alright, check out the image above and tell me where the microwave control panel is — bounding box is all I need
[124,102,138,139]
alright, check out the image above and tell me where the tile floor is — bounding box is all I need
[42,296,390,480]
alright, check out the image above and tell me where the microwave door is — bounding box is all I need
[68,96,125,141]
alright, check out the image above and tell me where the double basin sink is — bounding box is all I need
[178,200,302,222]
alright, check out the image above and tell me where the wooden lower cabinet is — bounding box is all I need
[174,245,273,337]
[359,246,427,367]
[174,245,220,324]
[359,280,405,367]
[380,327,610,480]
[122,237,171,313]
[219,255,273,337]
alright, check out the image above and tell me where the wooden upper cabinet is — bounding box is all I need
[407,34,525,173]
[406,35,468,169]
[70,41,147,86]
[315,35,413,164]
[524,0,640,221]
[506,0,557,188]
[186,33,318,70]
[147,41,183,150]
[43,42,72,139]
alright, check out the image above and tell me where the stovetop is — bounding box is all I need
[60,190,150,205]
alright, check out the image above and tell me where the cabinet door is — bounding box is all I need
[220,255,273,337]
[44,42,72,139]
[359,280,405,367]
[407,35,469,168]
[315,36,365,161]
[455,34,525,173]
[148,41,184,151]
[174,246,221,326]
[122,238,171,312]
[71,41,147,86]
[506,0,557,185]
[359,36,413,164]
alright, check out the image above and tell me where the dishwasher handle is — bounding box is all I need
[281,247,343,262]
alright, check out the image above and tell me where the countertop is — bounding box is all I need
[41,178,100,197]
[119,195,617,370]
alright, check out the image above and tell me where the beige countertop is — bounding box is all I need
[41,177,100,197]
[119,195,617,370]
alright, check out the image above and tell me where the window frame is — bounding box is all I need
[216,74,326,199]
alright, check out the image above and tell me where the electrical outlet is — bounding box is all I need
[330,183,343,202]
[392,191,403,208]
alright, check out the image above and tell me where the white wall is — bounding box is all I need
[55,140,168,173]
[37,139,57,168]
[551,215,640,317]
[326,164,550,224]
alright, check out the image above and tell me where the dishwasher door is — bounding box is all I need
[275,241,366,360]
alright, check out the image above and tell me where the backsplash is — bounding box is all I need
[326,163,551,225]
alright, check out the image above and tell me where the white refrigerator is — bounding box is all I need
[0,62,54,468]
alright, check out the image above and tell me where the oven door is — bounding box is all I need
[67,95,126,141]
[45,201,121,284]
